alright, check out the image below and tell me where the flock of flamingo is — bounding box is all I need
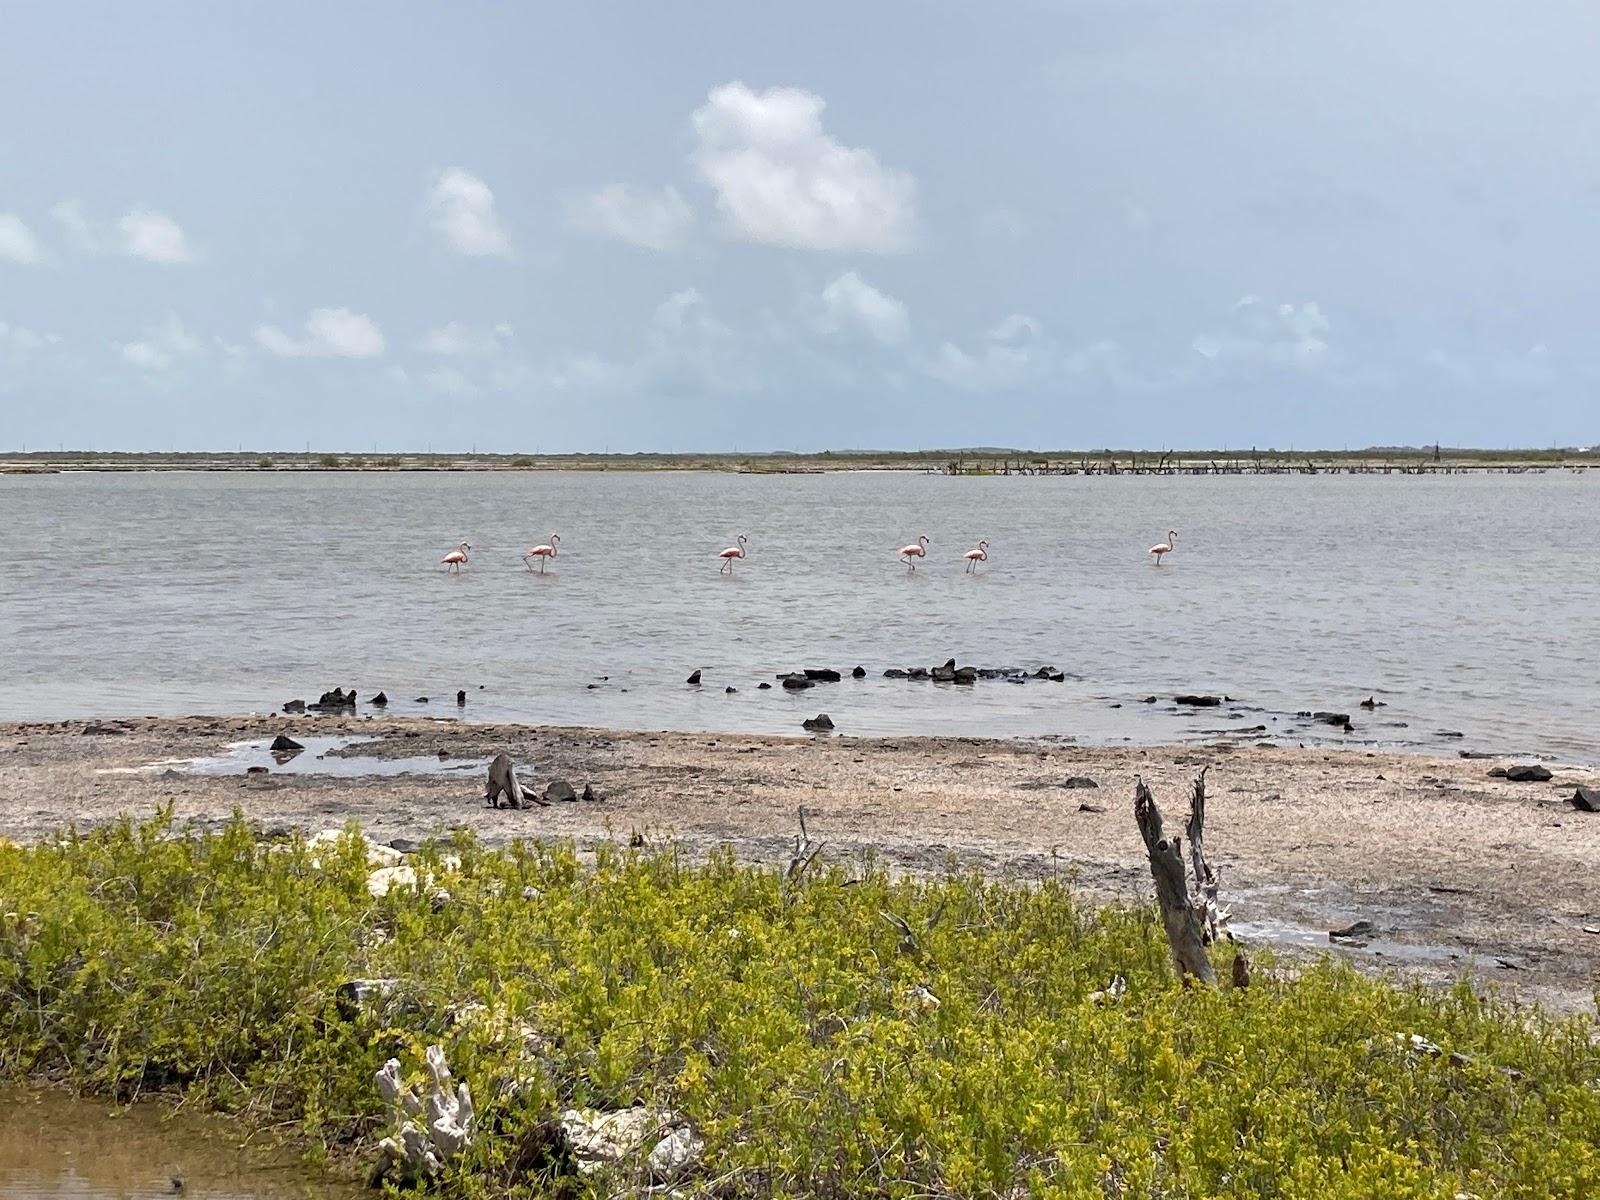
[439,530,1180,573]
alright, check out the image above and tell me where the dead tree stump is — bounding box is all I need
[486,752,547,809]
[1133,772,1218,984]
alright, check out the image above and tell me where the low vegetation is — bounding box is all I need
[1,813,1596,1197]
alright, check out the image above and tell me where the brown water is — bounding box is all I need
[0,1089,355,1200]
[2,469,1596,762]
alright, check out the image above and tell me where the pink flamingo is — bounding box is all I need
[963,539,990,573]
[1148,530,1177,565]
[718,534,748,574]
[898,534,930,570]
[440,541,470,573]
[522,533,561,573]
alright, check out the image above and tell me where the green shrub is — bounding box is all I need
[0,815,1595,1197]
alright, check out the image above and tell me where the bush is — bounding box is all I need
[1,815,1595,1196]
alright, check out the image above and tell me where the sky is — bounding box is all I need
[3,0,1599,453]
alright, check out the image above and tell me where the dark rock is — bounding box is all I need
[544,779,578,803]
[803,668,842,682]
[953,666,978,685]
[582,783,604,802]
[246,765,269,775]
[1570,787,1599,813]
[282,699,306,714]
[309,687,356,711]
[725,686,738,693]
[932,658,957,682]
[415,696,429,703]
[1488,767,1508,778]
[1312,712,1351,727]
[586,683,600,690]
[883,668,909,679]
[782,675,815,690]
[1360,696,1385,709]
[1434,730,1465,738]
[269,734,304,752]
[686,670,702,686]
[369,692,388,706]
[1174,695,1222,706]
[1503,763,1552,783]
[1458,750,1496,759]
[1142,696,1158,704]
[1329,919,1376,941]
[908,667,929,680]
[81,723,126,735]
[1077,803,1106,814]
[335,977,399,1021]
[802,714,835,732]
[852,666,866,678]
[388,837,423,854]
[1037,668,1065,683]
[456,690,466,705]
[1062,777,1099,789]
[757,681,772,690]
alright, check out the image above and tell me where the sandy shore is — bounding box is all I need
[3,714,1597,1010]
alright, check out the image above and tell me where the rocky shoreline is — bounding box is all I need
[2,713,1598,1011]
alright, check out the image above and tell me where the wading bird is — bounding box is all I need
[963,539,990,572]
[522,533,560,572]
[718,534,748,574]
[899,534,930,570]
[1148,530,1177,565]
[441,542,470,572]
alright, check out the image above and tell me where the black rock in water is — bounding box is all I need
[883,668,909,679]
[456,690,466,705]
[282,699,306,714]
[931,658,957,682]
[726,686,738,693]
[953,666,978,685]
[804,668,842,682]
[269,734,304,752]
[686,669,702,686]
[782,675,814,690]
[852,665,866,678]
[757,681,772,690]
[415,696,429,703]
[1142,696,1158,704]
[1174,695,1222,707]
[802,713,835,732]
[369,692,388,706]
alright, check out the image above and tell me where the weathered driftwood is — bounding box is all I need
[1185,768,1225,943]
[372,1044,475,1185]
[1133,774,1217,984]
[486,752,547,809]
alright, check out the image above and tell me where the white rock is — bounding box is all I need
[648,1125,705,1181]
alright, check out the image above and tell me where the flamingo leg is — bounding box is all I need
[540,557,546,573]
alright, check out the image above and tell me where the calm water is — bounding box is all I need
[0,1088,353,1199]
[2,470,1596,761]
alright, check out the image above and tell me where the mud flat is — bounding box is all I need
[2,714,1597,1010]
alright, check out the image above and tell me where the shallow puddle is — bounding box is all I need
[1232,917,1487,967]
[100,736,488,779]
[0,1088,357,1199]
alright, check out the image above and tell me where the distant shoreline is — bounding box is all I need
[3,447,1596,476]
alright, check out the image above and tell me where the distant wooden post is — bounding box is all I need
[1133,773,1218,984]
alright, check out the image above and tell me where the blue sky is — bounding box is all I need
[3,1,1598,452]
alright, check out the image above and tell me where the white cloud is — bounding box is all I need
[115,313,202,372]
[1193,296,1331,369]
[652,287,730,338]
[920,313,1047,391]
[0,320,56,367]
[117,210,194,263]
[565,184,693,251]
[0,214,45,264]
[420,321,513,355]
[691,82,916,253]
[49,199,97,250]
[815,271,909,345]
[427,168,512,257]
[254,307,385,358]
